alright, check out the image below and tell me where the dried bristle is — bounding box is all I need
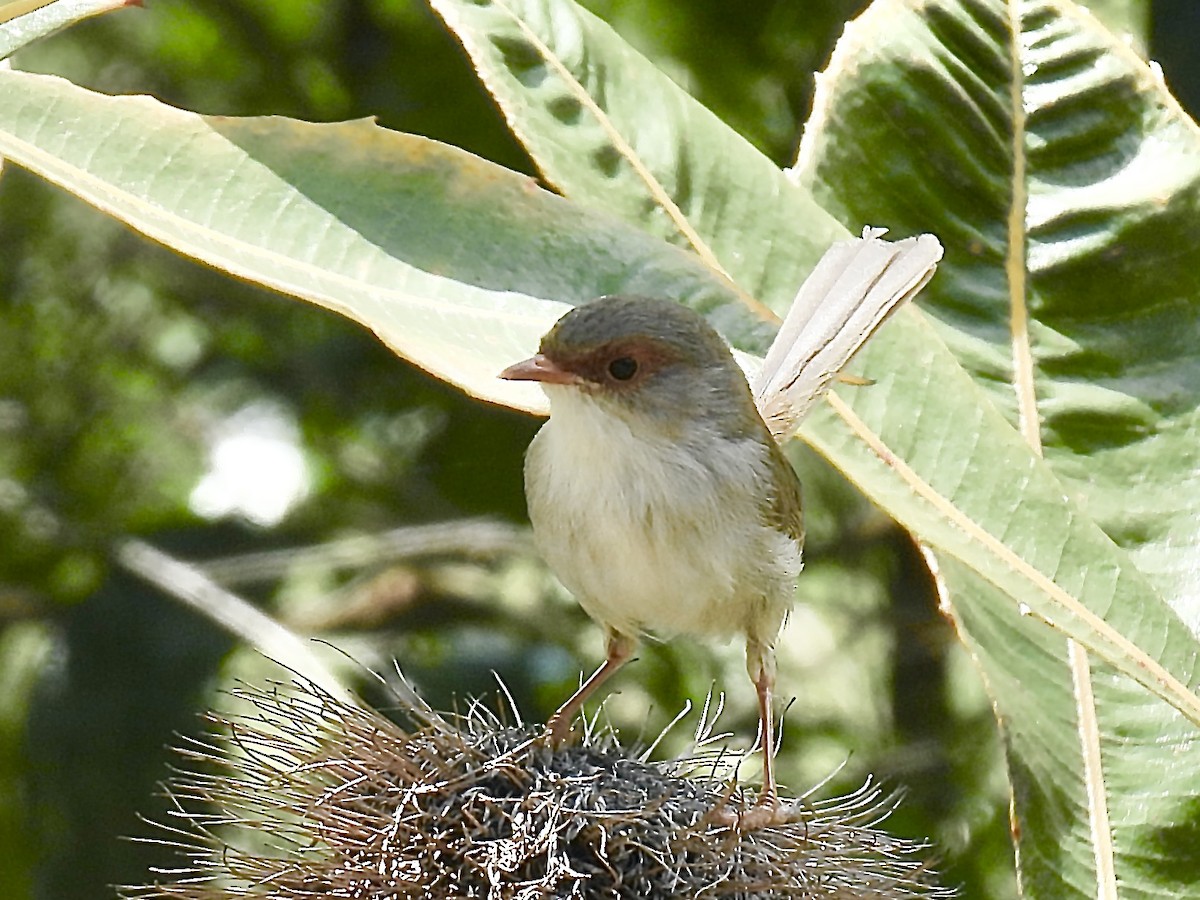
[124,678,952,899]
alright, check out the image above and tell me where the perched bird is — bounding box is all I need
[501,228,943,828]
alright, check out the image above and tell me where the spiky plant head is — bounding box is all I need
[126,677,951,899]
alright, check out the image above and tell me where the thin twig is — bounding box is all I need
[193,519,530,587]
[116,539,352,703]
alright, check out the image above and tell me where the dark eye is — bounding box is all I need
[607,356,638,381]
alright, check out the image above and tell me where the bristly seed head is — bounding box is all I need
[124,677,952,899]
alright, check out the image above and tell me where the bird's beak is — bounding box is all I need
[499,354,579,385]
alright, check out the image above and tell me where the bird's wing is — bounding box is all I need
[752,227,943,441]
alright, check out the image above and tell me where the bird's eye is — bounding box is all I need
[607,356,638,381]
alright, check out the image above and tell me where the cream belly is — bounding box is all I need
[524,390,801,643]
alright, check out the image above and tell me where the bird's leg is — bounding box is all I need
[713,640,791,830]
[544,631,634,746]
[751,658,780,809]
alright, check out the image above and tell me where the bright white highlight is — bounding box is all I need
[190,402,309,527]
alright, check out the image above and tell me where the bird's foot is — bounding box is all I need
[540,712,579,749]
[709,796,797,831]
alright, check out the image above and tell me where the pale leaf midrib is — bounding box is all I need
[1070,639,1118,895]
[477,0,774,321]
[1008,4,1115,896]
[824,391,1200,728]
[1006,16,1038,453]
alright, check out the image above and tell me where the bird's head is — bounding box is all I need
[500,296,764,442]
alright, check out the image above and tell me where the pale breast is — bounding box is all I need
[524,393,801,642]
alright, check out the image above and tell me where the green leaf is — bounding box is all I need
[796,0,1200,895]
[0,0,132,60]
[1079,0,1149,52]
[801,311,1200,898]
[429,0,849,317]
[0,69,770,415]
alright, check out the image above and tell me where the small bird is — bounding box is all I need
[501,228,942,828]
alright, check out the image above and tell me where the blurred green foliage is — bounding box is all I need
[0,2,1194,899]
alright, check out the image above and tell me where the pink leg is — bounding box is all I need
[718,641,789,830]
[545,632,634,746]
[753,662,779,808]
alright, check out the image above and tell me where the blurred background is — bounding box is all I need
[1,1,1196,897]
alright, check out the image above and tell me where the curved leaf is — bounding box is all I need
[429,0,849,316]
[0,69,773,415]
[796,0,1200,895]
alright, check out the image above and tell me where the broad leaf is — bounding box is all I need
[796,0,1200,895]
[0,69,774,415]
[429,0,849,317]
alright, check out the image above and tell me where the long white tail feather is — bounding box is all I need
[753,227,943,440]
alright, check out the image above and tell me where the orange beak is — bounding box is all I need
[499,354,579,385]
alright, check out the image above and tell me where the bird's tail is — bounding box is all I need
[753,227,943,440]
